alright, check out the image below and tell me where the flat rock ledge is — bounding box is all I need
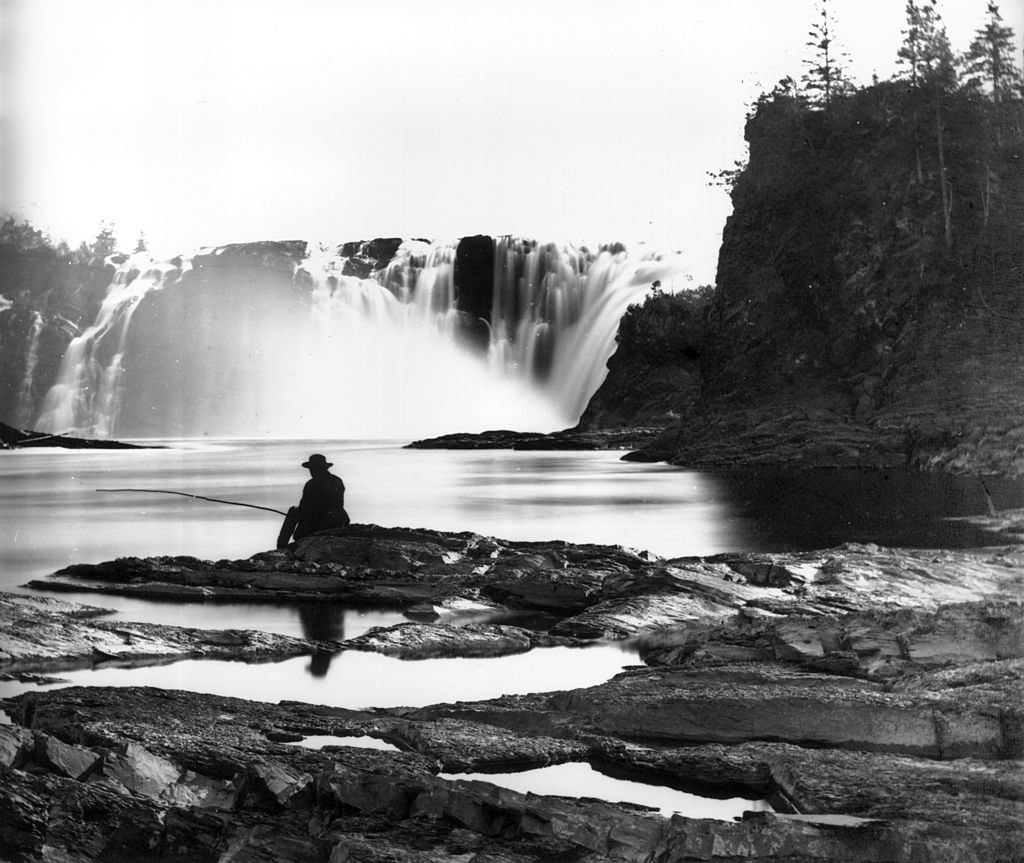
[7,525,1024,860]
[0,592,332,674]
[406,426,668,451]
[25,523,1024,674]
[2,684,1021,862]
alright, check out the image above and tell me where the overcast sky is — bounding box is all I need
[3,0,1022,283]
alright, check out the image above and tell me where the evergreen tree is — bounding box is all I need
[0,216,49,251]
[896,0,956,93]
[802,0,850,107]
[897,1,957,248]
[90,224,117,258]
[962,2,1024,101]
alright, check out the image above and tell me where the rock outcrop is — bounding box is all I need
[5,522,1024,861]
[0,592,332,674]
[622,85,1024,476]
[0,419,152,450]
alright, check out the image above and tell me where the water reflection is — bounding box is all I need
[441,762,771,820]
[285,735,400,752]
[0,644,638,710]
[710,468,1024,551]
[297,603,348,677]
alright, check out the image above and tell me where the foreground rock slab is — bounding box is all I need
[1,685,1020,863]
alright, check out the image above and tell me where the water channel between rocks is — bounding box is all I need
[282,736,769,820]
[0,643,640,709]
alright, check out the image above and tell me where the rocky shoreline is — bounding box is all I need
[2,523,1023,861]
[0,419,155,450]
[406,427,667,452]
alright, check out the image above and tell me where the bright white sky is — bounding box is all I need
[3,0,1022,283]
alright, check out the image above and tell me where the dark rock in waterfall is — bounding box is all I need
[454,234,495,322]
[189,240,309,273]
[338,237,403,278]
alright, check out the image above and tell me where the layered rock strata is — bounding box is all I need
[5,524,1023,861]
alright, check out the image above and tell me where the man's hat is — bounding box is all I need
[302,454,333,469]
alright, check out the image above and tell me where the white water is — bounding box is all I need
[33,239,691,439]
[35,254,183,437]
[14,311,44,426]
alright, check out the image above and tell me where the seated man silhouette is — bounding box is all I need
[277,453,350,548]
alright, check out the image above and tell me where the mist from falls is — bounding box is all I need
[34,238,691,440]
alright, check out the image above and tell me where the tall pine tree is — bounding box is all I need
[802,0,849,107]
[962,2,1023,101]
[896,0,956,93]
[896,0,957,247]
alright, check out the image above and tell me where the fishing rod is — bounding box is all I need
[97,488,287,516]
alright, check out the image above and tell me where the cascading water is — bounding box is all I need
[34,238,690,439]
[14,311,44,427]
[35,255,183,437]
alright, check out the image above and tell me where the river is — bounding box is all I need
[2,438,1019,633]
[2,438,1019,817]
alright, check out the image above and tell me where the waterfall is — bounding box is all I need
[14,311,44,427]
[34,238,690,439]
[35,254,182,436]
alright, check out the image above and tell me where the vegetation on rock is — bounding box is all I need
[596,1,1024,475]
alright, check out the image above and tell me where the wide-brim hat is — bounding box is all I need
[302,454,333,469]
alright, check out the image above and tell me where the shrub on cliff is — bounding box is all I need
[614,285,714,367]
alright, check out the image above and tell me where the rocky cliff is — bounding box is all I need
[574,287,710,433]
[588,83,1024,476]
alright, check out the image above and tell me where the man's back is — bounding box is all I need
[299,472,347,533]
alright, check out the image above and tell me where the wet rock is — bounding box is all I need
[0,725,33,768]
[244,758,314,808]
[2,685,1021,862]
[32,524,653,614]
[412,662,1021,760]
[344,622,534,659]
[392,717,588,772]
[104,741,181,798]
[35,732,101,780]
[0,591,333,672]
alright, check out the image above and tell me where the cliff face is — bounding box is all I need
[592,83,1024,476]
[574,288,709,432]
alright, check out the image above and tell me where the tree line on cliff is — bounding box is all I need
[593,1,1024,473]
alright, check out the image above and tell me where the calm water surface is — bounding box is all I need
[1,438,1018,634]
[0,644,638,708]
[2,439,1017,809]
[441,762,771,820]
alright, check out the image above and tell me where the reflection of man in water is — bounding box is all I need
[277,454,350,549]
[298,603,346,677]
